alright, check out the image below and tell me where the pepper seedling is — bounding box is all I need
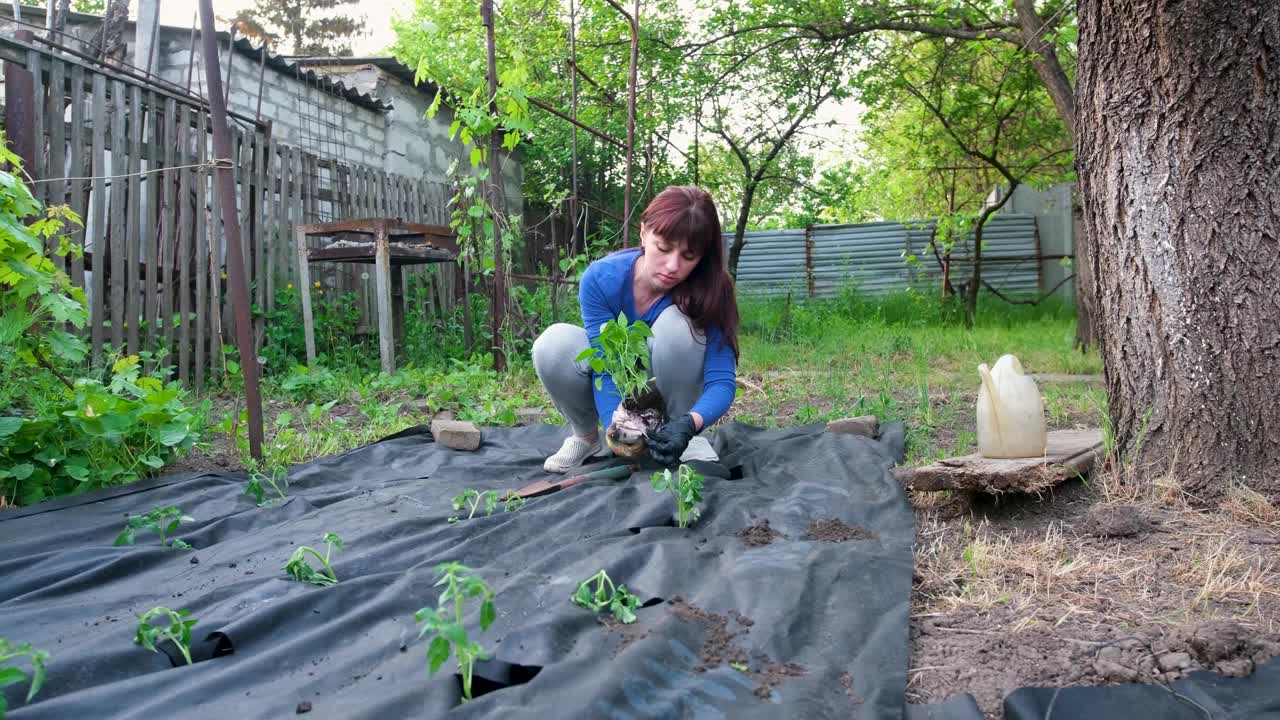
[283,533,344,586]
[447,489,524,523]
[570,570,640,624]
[652,464,705,528]
[0,638,48,715]
[135,607,197,666]
[114,505,194,548]
[414,562,495,703]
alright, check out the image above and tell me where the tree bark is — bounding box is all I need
[727,182,757,279]
[1012,0,1077,138]
[1076,0,1280,502]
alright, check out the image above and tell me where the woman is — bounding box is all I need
[532,185,740,472]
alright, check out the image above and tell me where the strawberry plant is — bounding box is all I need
[283,533,344,586]
[447,489,524,523]
[134,607,197,666]
[570,570,640,624]
[0,638,48,716]
[114,505,194,548]
[652,464,705,528]
[414,562,495,702]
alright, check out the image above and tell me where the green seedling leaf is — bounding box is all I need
[571,570,640,624]
[135,607,196,665]
[283,533,344,586]
[414,563,495,702]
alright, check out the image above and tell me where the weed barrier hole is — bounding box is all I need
[159,631,234,668]
[462,659,543,699]
[641,597,664,609]
[628,517,679,534]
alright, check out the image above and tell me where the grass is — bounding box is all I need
[182,285,1105,473]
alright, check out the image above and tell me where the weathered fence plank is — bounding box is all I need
[109,79,126,352]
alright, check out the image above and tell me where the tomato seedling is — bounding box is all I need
[652,464,705,528]
[0,638,48,716]
[576,313,665,456]
[447,489,524,523]
[284,533,344,586]
[414,562,495,702]
[135,607,197,666]
[114,505,194,548]
[570,570,640,624]
[245,463,288,505]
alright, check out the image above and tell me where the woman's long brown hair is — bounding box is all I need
[639,186,740,361]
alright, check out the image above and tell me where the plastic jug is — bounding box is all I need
[976,354,1047,458]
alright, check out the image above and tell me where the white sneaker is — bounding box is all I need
[544,435,601,473]
[680,435,719,463]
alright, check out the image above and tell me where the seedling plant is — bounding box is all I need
[448,489,524,523]
[652,464,705,528]
[284,533,344,586]
[114,505,193,548]
[245,461,288,505]
[576,313,664,454]
[570,570,640,624]
[414,562,495,702]
[0,638,48,716]
[135,607,197,666]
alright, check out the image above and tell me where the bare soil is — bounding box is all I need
[908,477,1280,716]
[738,518,784,547]
[804,518,876,542]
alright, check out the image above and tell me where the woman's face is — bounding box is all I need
[639,225,702,293]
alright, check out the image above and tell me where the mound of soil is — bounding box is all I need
[668,597,808,700]
[738,519,783,547]
[599,614,650,656]
[804,519,876,542]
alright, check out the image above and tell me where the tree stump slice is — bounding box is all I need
[895,429,1105,493]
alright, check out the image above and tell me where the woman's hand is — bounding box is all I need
[646,414,699,466]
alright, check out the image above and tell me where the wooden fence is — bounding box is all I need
[1,35,458,389]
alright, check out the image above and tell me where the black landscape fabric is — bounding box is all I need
[0,421,915,719]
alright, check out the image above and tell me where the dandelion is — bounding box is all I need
[317,290,324,296]
[314,281,321,288]
[221,272,228,280]
[287,283,293,290]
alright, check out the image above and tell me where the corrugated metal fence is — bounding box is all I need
[733,214,1042,297]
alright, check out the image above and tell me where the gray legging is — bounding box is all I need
[532,304,706,437]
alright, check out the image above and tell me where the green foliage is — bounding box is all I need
[570,570,640,624]
[651,464,704,529]
[414,562,495,702]
[576,313,653,400]
[226,0,365,55]
[245,460,289,505]
[447,489,524,524]
[2,356,206,506]
[257,283,367,374]
[0,638,48,716]
[0,137,88,369]
[114,505,194,549]
[284,533,344,587]
[134,607,197,666]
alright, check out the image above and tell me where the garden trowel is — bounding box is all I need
[505,462,638,500]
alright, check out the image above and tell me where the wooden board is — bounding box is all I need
[895,429,1105,494]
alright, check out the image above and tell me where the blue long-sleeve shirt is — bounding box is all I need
[580,249,737,431]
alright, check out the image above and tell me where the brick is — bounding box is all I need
[826,415,879,438]
[515,407,548,425]
[431,418,480,451]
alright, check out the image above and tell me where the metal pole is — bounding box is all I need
[569,0,580,257]
[481,0,507,372]
[602,0,638,248]
[197,0,264,460]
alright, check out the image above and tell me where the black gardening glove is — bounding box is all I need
[647,414,698,466]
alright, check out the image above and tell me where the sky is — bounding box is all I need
[143,0,409,55]
[138,0,863,163]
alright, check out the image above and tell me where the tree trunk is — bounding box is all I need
[727,182,757,279]
[1012,0,1077,138]
[1076,0,1280,502]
